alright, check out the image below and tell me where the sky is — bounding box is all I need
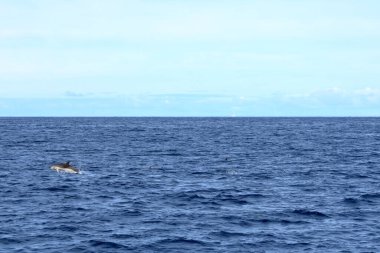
[0,0,379,116]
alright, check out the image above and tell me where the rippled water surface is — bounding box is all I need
[1,117,380,252]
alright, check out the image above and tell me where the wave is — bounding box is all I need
[250,218,309,225]
[343,194,380,204]
[87,240,130,250]
[292,209,329,218]
[215,193,264,205]
[343,197,360,204]
[0,237,22,244]
[210,231,249,237]
[219,197,250,205]
[151,237,207,246]
[42,186,72,192]
[44,225,79,232]
[221,215,308,225]
[110,233,135,239]
[361,193,380,199]
[128,128,146,132]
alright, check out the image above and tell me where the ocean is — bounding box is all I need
[0,117,379,252]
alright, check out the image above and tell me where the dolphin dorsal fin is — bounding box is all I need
[65,161,70,165]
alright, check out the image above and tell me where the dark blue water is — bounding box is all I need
[1,117,379,252]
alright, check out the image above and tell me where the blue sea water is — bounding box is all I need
[0,117,379,253]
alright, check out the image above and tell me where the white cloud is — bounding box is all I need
[355,87,380,96]
[282,87,380,108]
[353,87,380,103]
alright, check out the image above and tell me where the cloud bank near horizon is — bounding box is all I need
[1,87,379,116]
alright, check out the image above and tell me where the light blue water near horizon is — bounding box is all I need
[0,117,380,252]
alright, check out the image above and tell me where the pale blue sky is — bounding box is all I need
[0,0,379,116]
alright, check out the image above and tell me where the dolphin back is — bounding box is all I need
[51,163,80,174]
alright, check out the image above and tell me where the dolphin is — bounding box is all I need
[50,161,80,174]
